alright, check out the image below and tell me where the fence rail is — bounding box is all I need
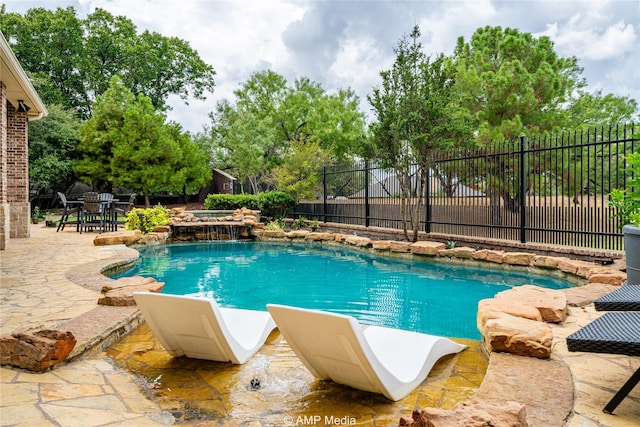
[293,125,638,251]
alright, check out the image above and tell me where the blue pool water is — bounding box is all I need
[112,241,574,340]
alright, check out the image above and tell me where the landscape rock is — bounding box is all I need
[372,240,393,250]
[256,230,286,238]
[398,398,528,427]
[502,252,535,266]
[305,232,334,241]
[477,298,543,323]
[437,247,476,259]
[0,329,76,371]
[410,241,445,256]
[532,256,559,269]
[480,312,553,359]
[93,230,142,246]
[494,285,567,323]
[390,241,413,252]
[98,278,164,306]
[285,230,310,239]
[472,249,505,263]
[587,270,627,286]
[345,235,372,247]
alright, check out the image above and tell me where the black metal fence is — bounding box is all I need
[294,125,638,251]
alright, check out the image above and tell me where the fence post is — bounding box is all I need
[365,161,370,227]
[425,165,431,233]
[519,136,527,243]
[323,166,327,223]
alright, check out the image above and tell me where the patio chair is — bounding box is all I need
[566,311,640,414]
[266,304,467,401]
[79,192,109,233]
[112,194,136,229]
[594,285,640,311]
[56,192,81,232]
[132,292,276,364]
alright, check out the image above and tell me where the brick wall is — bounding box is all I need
[1,85,30,242]
[1,83,8,249]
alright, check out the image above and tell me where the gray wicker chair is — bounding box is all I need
[566,311,640,414]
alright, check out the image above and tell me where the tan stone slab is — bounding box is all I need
[476,353,574,427]
[438,246,476,259]
[0,403,50,425]
[390,241,412,252]
[495,284,567,323]
[410,241,445,256]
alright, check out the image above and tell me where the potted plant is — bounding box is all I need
[31,207,45,224]
[609,148,640,285]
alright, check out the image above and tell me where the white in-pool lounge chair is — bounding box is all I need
[133,292,276,364]
[266,304,467,401]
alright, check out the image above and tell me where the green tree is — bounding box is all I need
[168,124,212,202]
[451,26,638,222]
[75,76,135,188]
[1,6,216,119]
[77,77,210,206]
[28,104,81,192]
[453,25,584,142]
[369,26,473,241]
[567,90,639,129]
[273,139,330,200]
[109,93,182,206]
[201,70,367,194]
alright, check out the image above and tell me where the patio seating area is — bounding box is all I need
[54,192,136,234]
[0,224,638,426]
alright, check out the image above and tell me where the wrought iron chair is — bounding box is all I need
[79,192,109,233]
[112,194,136,229]
[56,192,81,232]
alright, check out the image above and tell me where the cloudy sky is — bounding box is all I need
[5,0,640,133]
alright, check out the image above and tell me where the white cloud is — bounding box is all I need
[4,0,639,133]
[540,20,637,60]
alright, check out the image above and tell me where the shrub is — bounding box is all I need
[204,194,259,210]
[291,216,307,230]
[126,204,170,234]
[203,191,296,221]
[256,191,296,220]
[609,148,640,227]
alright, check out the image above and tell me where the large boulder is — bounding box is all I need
[98,276,164,306]
[472,249,504,263]
[390,241,413,252]
[502,252,535,266]
[398,398,528,427]
[345,235,372,247]
[0,329,76,371]
[494,285,567,323]
[437,247,476,259]
[480,312,553,359]
[304,232,334,241]
[410,241,445,256]
[93,230,142,246]
[477,298,543,323]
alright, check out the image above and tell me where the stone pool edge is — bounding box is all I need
[69,230,627,425]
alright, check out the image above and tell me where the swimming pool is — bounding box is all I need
[112,241,574,340]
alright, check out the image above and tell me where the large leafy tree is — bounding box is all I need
[453,25,584,142]
[28,104,82,192]
[452,26,638,221]
[77,77,210,206]
[369,25,473,241]
[0,5,216,119]
[202,70,367,194]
